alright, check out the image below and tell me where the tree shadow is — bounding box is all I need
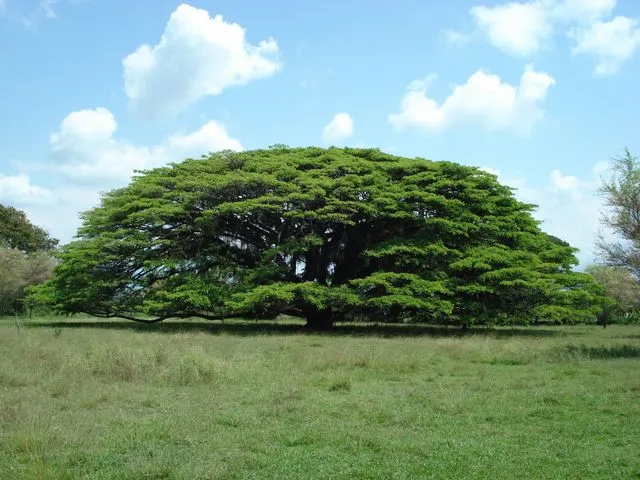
[24,319,569,338]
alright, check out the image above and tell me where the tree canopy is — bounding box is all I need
[0,204,58,252]
[34,147,605,328]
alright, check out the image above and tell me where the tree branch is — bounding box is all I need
[86,310,252,323]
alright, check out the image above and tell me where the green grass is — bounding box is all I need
[1,316,639,479]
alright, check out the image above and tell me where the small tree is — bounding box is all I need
[585,264,640,326]
[596,148,640,276]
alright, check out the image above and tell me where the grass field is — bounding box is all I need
[0,316,639,479]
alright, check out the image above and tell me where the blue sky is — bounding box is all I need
[1,0,639,266]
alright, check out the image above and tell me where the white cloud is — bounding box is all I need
[20,186,101,243]
[469,0,639,73]
[322,113,354,143]
[471,1,552,56]
[389,64,554,135]
[123,3,281,118]
[483,165,606,266]
[551,0,616,23]
[50,108,243,185]
[1,108,244,244]
[49,108,151,183]
[50,107,117,150]
[161,119,244,158]
[166,121,243,152]
[439,29,470,47]
[550,169,580,190]
[0,173,53,206]
[570,16,640,75]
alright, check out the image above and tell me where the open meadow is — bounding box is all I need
[1,316,639,479]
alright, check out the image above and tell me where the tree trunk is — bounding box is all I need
[305,307,334,330]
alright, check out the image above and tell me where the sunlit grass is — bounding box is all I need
[1,316,639,479]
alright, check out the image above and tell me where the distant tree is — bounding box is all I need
[32,147,606,328]
[0,204,58,252]
[596,148,640,276]
[0,248,56,315]
[585,264,640,326]
[0,205,58,315]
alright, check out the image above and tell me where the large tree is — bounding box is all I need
[33,147,605,328]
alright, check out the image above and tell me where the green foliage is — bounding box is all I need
[0,204,58,252]
[36,147,606,327]
[0,248,56,315]
[586,264,640,325]
[586,264,640,310]
[0,204,58,314]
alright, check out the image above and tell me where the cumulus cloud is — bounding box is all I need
[51,107,118,151]
[470,0,638,73]
[0,172,65,244]
[166,121,243,152]
[19,186,102,243]
[322,113,354,143]
[550,169,580,190]
[49,108,243,185]
[1,107,244,243]
[471,1,552,56]
[0,173,53,206]
[122,3,281,118]
[389,65,554,135]
[570,16,640,75]
[49,108,152,184]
